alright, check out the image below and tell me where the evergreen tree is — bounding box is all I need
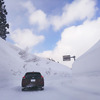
[0,0,9,40]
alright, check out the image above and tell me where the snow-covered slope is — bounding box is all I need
[73,40,100,75]
[0,38,71,88]
[0,38,24,88]
[72,40,100,100]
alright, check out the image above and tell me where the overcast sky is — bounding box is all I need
[5,0,100,67]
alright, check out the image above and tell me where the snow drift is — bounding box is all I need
[72,40,100,100]
[73,40,100,75]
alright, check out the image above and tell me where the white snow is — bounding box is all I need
[72,40,100,100]
[0,38,71,100]
[73,40,100,74]
[0,38,100,100]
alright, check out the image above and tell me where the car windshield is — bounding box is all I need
[25,73,41,79]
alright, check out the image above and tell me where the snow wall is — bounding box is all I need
[72,40,100,75]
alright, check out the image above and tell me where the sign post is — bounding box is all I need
[63,55,76,61]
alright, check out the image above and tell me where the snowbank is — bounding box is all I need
[0,38,23,87]
[72,40,100,75]
[71,40,100,100]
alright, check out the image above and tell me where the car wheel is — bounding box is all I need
[40,87,44,90]
[22,88,25,91]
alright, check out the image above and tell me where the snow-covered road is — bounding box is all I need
[1,74,100,100]
[0,77,72,100]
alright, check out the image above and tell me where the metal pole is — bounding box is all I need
[71,56,76,61]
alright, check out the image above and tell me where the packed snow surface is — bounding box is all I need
[0,38,100,100]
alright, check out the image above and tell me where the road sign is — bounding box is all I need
[63,55,71,61]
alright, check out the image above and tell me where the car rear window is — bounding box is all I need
[25,73,41,79]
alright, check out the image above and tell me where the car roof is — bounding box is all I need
[25,72,41,74]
